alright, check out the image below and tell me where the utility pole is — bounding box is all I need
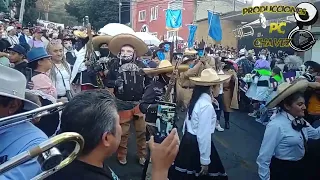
[119,0,122,24]
[19,0,26,24]
[193,0,197,23]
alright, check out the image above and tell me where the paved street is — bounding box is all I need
[106,111,265,180]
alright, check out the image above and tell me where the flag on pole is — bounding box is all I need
[187,25,197,48]
[165,9,182,30]
[208,10,222,42]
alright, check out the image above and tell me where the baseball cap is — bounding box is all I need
[6,26,14,32]
[8,44,27,56]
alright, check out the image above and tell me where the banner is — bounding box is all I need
[187,25,197,48]
[208,11,222,42]
[165,9,182,30]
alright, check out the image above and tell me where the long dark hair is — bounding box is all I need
[188,85,211,120]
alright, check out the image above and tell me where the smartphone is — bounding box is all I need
[25,67,33,89]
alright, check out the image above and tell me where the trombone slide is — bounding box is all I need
[0,132,84,180]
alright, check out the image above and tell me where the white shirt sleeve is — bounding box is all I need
[256,121,282,180]
[196,104,214,165]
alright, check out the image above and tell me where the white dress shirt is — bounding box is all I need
[183,93,217,165]
[53,64,71,96]
[257,112,320,180]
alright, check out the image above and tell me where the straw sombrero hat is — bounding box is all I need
[266,79,309,108]
[92,35,112,50]
[184,49,198,56]
[73,30,88,39]
[189,68,231,86]
[143,60,189,75]
[108,33,148,57]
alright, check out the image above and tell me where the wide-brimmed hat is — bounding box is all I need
[182,55,196,64]
[305,61,320,72]
[108,33,148,57]
[184,48,198,56]
[159,41,172,48]
[266,79,309,108]
[92,35,112,51]
[26,47,52,63]
[0,65,40,110]
[189,68,231,86]
[143,60,189,75]
[73,30,87,38]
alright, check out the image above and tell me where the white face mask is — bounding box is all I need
[119,45,135,62]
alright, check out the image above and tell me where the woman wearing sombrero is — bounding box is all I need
[257,79,320,180]
[105,33,150,166]
[169,68,229,180]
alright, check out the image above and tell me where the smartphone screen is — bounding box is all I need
[25,68,33,89]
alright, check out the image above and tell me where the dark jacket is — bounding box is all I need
[14,61,28,77]
[139,80,167,123]
[105,59,150,101]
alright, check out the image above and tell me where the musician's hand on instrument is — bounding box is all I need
[149,128,179,173]
[57,97,68,103]
[31,117,41,124]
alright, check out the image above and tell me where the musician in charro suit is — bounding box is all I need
[105,33,150,166]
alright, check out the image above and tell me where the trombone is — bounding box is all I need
[0,132,84,180]
[0,102,85,179]
[0,102,65,130]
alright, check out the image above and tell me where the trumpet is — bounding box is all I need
[0,102,66,130]
[0,132,85,180]
[233,19,261,39]
[233,25,254,39]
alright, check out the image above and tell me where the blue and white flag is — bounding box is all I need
[165,9,182,30]
[187,25,197,48]
[208,10,222,42]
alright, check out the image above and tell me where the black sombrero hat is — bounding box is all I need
[305,61,320,72]
[152,48,165,59]
[159,41,172,48]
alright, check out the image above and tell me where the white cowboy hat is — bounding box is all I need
[108,33,148,57]
[266,79,309,108]
[142,60,189,75]
[0,65,39,110]
[189,68,231,86]
[92,35,113,50]
[184,48,198,56]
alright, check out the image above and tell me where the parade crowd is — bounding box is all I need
[0,20,320,180]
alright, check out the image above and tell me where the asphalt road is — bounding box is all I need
[106,111,265,180]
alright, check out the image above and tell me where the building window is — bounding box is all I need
[150,6,159,21]
[139,10,146,22]
[167,30,177,39]
[168,0,183,10]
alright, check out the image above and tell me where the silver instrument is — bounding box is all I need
[0,132,84,180]
[0,102,65,130]
[0,102,85,179]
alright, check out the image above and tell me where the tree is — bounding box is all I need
[14,0,39,25]
[65,0,118,29]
